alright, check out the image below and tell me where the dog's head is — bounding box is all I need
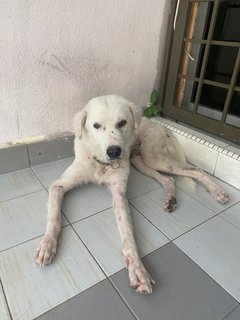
[73,95,142,161]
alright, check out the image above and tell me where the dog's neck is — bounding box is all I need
[93,156,120,169]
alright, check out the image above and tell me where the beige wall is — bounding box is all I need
[0,0,171,144]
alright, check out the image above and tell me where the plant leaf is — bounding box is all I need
[151,104,159,116]
[150,90,158,105]
[151,104,163,115]
[143,107,154,118]
[156,104,163,113]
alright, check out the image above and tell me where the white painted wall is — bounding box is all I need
[0,0,171,144]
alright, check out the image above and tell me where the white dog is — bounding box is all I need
[35,95,230,294]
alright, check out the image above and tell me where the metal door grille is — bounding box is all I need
[163,0,240,143]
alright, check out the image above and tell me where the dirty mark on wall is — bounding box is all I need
[39,50,71,74]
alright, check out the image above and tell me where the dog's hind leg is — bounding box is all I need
[35,161,86,266]
[157,165,230,204]
[109,177,155,294]
[131,155,177,212]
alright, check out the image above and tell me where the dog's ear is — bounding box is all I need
[73,108,87,139]
[128,103,142,130]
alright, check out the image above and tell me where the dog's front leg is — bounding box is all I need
[35,161,84,266]
[109,182,155,294]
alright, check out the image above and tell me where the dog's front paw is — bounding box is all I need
[211,189,230,204]
[34,234,58,267]
[128,260,155,294]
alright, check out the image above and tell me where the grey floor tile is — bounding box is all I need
[176,175,240,214]
[36,279,135,320]
[127,166,160,199]
[28,135,74,166]
[174,216,240,302]
[0,144,29,174]
[0,283,11,320]
[111,243,238,320]
[32,157,74,188]
[224,306,240,320]
[73,206,169,276]
[130,188,215,240]
[0,168,43,202]
[0,190,68,252]
[221,202,240,230]
[62,184,113,223]
[0,226,105,320]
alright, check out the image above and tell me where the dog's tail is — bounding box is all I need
[177,176,196,190]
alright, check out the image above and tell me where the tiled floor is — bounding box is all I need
[0,157,240,320]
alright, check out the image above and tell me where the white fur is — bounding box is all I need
[35,95,230,294]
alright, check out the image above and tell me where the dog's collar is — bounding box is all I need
[93,156,120,169]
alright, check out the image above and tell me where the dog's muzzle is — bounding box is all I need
[106,145,122,159]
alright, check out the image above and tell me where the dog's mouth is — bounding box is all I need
[93,156,121,169]
[92,146,122,168]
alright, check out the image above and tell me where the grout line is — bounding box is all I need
[107,243,173,317]
[0,224,69,255]
[30,163,92,228]
[169,243,240,305]
[70,224,109,278]
[34,278,138,320]
[127,186,162,201]
[130,189,240,245]
[61,209,71,226]
[222,304,240,320]
[71,201,172,265]
[30,167,53,197]
[107,280,138,320]
[0,277,13,320]
[213,151,219,176]
[31,278,110,320]
[218,211,240,233]
[129,202,171,241]
[215,200,240,216]
[70,221,165,314]
[26,145,31,168]
[108,239,240,308]
[108,278,139,319]
[171,205,240,244]
[172,245,240,305]
[30,167,50,190]
[171,211,223,242]
[0,232,46,254]
[63,205,113,225]
[29,172,115,226]
[0,188,46,205]
[174,182,234,215]
[0,220,156,318]
[129,185,220,241]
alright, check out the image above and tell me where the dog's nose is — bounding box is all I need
[106,146,122,159]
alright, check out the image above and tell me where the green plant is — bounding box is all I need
[143,89,163,118]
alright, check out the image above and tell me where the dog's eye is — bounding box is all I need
[93,123,101,129]
[117,120,127,128]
